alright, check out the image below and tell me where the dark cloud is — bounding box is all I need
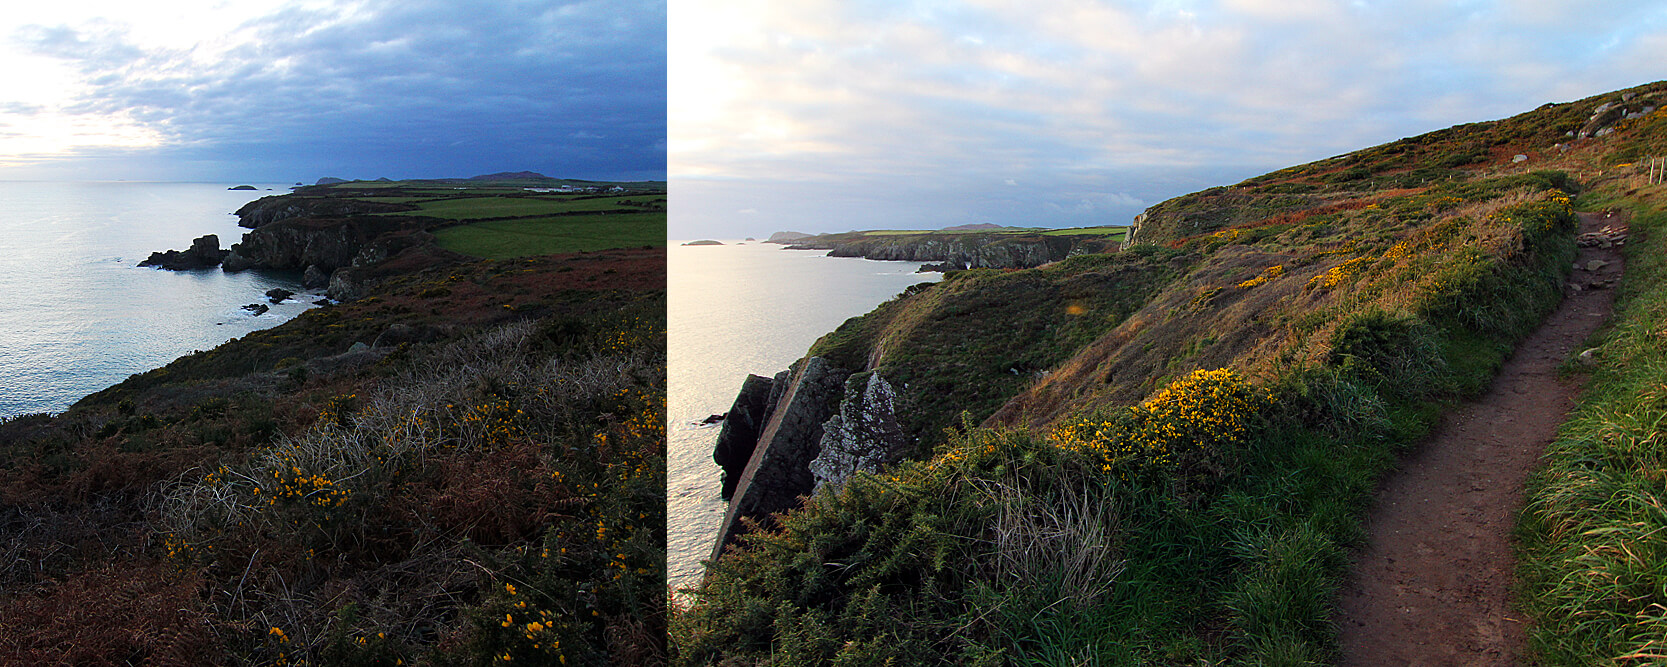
[15,0,664,181]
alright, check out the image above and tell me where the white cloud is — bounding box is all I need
[674,0,1667,238]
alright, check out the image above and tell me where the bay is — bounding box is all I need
[0,181,325,420]
[668,239,938,591]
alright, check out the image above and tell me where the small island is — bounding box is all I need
[228,184,257,190]
[683,239,725,246]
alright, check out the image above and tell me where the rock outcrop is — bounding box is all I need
[711,357,849,558]
[712,374,778,500]
[302,265,330,289]
[809,372,908,491]
[328,266,371,302]
[139,234,227,270]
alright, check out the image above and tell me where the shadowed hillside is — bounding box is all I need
[0,178,667,665]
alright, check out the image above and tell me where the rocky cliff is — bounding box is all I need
[710,357,850,558]
[788,231,1118,269]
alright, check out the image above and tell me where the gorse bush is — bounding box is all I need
[154,309,665,665]
[1051,369,1270,484]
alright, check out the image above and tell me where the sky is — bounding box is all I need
[0,0,666,183]
[669,0,1667,239]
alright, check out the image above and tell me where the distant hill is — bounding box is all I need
[767,231,813,243]
[469,171,550,181]
[939,222,1005,231]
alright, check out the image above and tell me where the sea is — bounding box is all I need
[0,181,325,420]
[668,239,939,592]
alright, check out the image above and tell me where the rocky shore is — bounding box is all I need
[141,187,465,301]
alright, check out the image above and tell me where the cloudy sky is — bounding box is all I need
[670,0,1667,239]
[0,0,665,183]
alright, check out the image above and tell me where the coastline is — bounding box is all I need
[667,240,938,590]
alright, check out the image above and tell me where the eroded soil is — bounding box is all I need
[1336,211,1627,665]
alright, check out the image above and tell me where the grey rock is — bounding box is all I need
[712,357,850,558]
[1512,154,1528,163]
[809,373,908,491]
[348,341,370,353]
[266,288,295,304]
[712,374,777,500]
[1586,259,1610,272]
[221,249,256,271]
[241,303,269,316]
[327,266,370,301]
[302,264,330,289]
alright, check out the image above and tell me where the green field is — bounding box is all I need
[433,212,665,258]
[383,195,664,220]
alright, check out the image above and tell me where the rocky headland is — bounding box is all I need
[784,228,1122,270]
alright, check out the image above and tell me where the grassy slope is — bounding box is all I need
[675,82,1667,665]
[0,213,666,662]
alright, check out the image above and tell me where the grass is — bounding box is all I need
[399,195,665,220]
[433,212,666,258]
[1517,194,1667,664]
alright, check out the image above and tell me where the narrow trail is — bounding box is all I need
[1336,211,1627,665]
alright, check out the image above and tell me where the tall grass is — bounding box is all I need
[1517,201,1667,664]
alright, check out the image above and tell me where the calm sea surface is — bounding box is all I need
[0,182,324,420]
[668,240,938,591]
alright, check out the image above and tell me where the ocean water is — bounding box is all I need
[0,181,325,420]
[668,240,938,591]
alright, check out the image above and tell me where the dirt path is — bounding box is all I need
[1335,211,1627,665]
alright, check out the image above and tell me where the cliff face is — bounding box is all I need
[228,216,429,272]
[711,357,849,558]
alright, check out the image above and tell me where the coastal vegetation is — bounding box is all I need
[0,179,666,664]
[1517,193,1667,662]
[674,82,1667,663]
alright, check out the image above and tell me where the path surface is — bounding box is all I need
[1336,211,1627,665]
